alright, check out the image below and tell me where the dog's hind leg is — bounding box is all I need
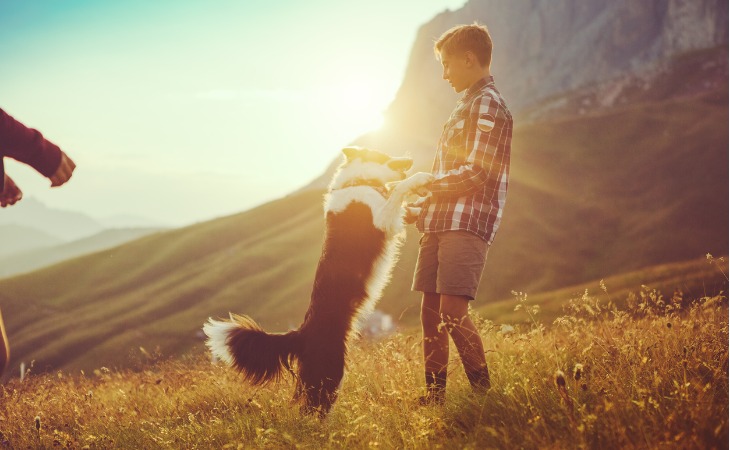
[296,342,345,416]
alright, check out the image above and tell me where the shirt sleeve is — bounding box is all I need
[428,93,499,198]
[0,108,62,178]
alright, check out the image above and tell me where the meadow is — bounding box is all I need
[0,275,727,449]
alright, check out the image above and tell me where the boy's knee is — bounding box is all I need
[420,292,441,320]
[421,308,442,331]
[439,296,469,322]
[439,310,465,330]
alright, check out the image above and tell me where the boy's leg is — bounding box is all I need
[422,291,448,370]
[440,294,490,392]
[421,291,448,403]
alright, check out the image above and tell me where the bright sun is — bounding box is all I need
[325,79,387,138]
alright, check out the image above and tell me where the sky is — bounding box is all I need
[0,0,466,227]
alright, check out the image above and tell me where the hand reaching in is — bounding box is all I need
[404,195,430,225]
[0,174,22,207]
[49,151,76,187]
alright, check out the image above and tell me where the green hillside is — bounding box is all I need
[0,89,727,376]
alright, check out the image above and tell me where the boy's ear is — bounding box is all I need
[342,146,363,161]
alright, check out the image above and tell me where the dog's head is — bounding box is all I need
[329,146,413,191]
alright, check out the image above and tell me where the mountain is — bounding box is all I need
[0,224,63,259]
[97,214,170,229]
[0,197,104,241]
[395,0,727,121]
[0,1,727,375]
[0,227,164,278]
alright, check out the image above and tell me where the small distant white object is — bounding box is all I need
[499,324,515,335]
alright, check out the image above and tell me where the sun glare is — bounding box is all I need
[325,79,388,138]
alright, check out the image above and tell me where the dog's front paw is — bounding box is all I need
[399,172,434,196]
[408,172,434,187]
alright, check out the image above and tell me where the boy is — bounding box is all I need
[411,23,513,404]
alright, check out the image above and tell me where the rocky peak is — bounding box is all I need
[394,0,727,115]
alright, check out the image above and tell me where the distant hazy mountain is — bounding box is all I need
[97,214,171,229]
[0,197,103,241]
[0,224,63,259]
[0,227,163,278]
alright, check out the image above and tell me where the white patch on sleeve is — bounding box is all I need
[477,114,495,132]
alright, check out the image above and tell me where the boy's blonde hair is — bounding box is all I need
[434,23,492,67]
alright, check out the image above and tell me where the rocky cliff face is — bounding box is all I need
[390,0,728,117]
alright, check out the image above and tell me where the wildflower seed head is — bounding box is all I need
[554,370,566,388]
[34,416,41,431]
[573,363,584,381]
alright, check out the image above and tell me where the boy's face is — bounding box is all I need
[440,49,479,93]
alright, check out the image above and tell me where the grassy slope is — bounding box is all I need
[489,87,728,297]
[0,227,162,278]
[0,190,327,374]
[0,90,727,375]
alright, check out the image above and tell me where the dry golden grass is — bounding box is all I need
[0,284,727,449]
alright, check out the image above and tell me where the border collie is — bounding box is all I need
[203,147,432,416]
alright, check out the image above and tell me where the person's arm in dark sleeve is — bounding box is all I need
[0,108,62,179]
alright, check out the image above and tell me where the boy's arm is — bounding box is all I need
[427,94,500,198]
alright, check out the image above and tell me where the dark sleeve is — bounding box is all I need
[0,108,62,178]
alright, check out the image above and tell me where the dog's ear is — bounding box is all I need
[342,146,364,161]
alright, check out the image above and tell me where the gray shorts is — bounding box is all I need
[411,230,489,300]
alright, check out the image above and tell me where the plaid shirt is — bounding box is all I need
[417,76,513,244]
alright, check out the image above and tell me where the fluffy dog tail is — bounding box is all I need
[203,314,302,385]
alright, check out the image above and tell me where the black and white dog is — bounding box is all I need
[203,147,432,415]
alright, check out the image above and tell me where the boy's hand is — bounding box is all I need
[50,152,76,187]
[404,195,430,224]
[0,174,22,207]
[404,206,421,224]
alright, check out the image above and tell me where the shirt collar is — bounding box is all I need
[462,75,494,101]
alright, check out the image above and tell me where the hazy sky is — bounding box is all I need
[1,0,465,226]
